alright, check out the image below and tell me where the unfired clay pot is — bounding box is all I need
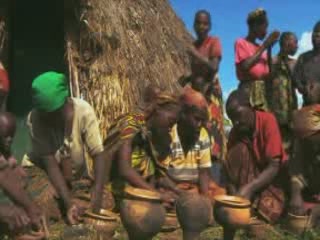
[214,195,251,229]
[176,193,212,240]
[120,187,166,240]
[161,212,180,232]
[285,213,311,236]
[84,209,119,239]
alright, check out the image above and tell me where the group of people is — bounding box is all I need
[0,6,319,240]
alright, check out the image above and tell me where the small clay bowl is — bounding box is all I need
[14,231,46,240]
[84,209,119,239]
[285,213,311,235]
[214,195,251,229]
[161,212,180,232]
[60,225,93,240]
[246,218,269,239]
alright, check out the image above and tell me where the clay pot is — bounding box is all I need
[285,213,311,235]
[14,216,49,240]
[84,209,119,239]
[161,212,180,232]
[246,218,269,240]
[60,225,94,240]
[14,231,46,240]
[176,193,212,234]
[120,186,166,240]
[213,195,251,229]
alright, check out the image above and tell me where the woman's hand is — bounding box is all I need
[263,30,280,49]
[289,193,306,216]
[238,184,253,200]
[26,205,43,230]
[0,204,31,230]
[7,156,17,168]
[160,191,178,208]
[186,45,198,57]
[67,202,86,225]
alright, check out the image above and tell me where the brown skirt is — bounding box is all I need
[225,141,286,223]
[24,165,115,221]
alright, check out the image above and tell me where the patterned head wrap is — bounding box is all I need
[144,87,180,118]
[292,104,320,139]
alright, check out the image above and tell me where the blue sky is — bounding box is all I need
[169,0,318,99]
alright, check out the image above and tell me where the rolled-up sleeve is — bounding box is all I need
[81,105,104,157]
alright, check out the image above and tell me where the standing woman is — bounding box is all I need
[269,32,298,153]
[186,10,226,164]
[235,8,279,110]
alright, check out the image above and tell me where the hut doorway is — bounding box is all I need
[8,0,65,160]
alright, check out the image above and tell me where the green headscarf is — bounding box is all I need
[32,71,69,112]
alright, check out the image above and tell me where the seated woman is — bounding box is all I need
[22,72,109,224]
[224,89,288,239]
[103,88,181,204]
[289,77,320,226]
[157,86,225,201]
[0,112,43,237]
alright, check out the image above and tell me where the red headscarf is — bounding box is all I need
[180,86,208,109]
[0,65,10,93]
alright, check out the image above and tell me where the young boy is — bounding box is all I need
[0,112,42,233]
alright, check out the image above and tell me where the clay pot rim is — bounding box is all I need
[124,186,161,201]
[287,212,310,219]
[14,230,45,240]
[214,195,251,207]
[85,209,118,221]
[166,212,177,217]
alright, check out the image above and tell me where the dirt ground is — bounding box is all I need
[44,222,320,240]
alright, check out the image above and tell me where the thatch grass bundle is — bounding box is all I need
[65,0,192,138]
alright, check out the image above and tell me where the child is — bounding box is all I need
[0,112,43,236]
[0,112,18,168]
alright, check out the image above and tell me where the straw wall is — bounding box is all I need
[65,0,193,138]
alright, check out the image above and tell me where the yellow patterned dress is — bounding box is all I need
[269,55,297,152]
[104,113,157,197]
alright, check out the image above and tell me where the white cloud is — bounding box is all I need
[295,31,312,58]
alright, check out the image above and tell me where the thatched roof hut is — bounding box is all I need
[1,0,192,138]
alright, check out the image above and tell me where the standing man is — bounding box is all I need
[294,21,320,105]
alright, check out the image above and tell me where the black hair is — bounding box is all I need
[279,32,297,48]
[313,21,320,32]
[226,89,250,114]
[247,9,267,28]
[194,10,212,26]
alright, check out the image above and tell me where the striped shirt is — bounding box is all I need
[160,124,212,182]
